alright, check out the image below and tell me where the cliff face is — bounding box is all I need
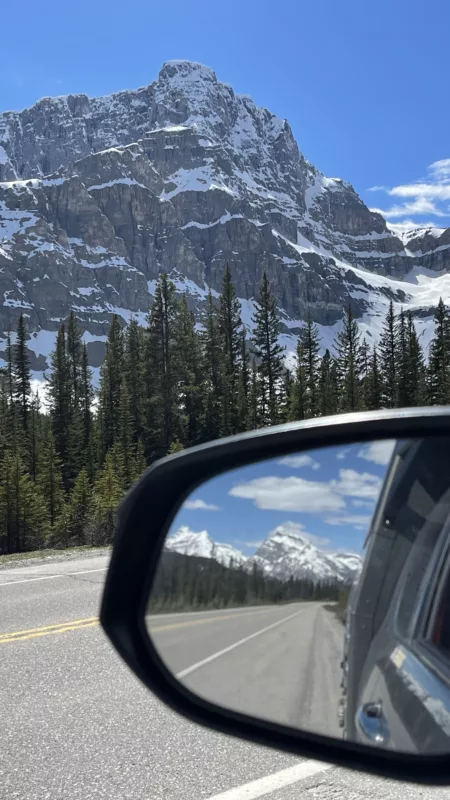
[1,60,449,371]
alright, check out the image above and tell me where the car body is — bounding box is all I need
[342,437,450,753]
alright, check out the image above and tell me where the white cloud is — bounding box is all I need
[336,448,350,461]
[229,476,345,513]
[331,468,382,499]
[243,540,263,548]
[278,454,320,470]
[229,468,382,513]
[368,158,450,222]
[183,498,221,511]
[358,440,395,466]
[352,499,375,508]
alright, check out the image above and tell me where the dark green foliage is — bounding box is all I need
[150,551,340,613]
[2,274,450,568]
[379,300,397,408]
[252,272,285,425]
[336,305,363,412]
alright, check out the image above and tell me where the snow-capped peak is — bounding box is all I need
[251,523,362,583]
[165,526,247,567]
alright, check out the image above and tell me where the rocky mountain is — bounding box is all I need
[165,526,247,568]
[165,524,362,583]
[252,525,362,583]
[1,59,449,373]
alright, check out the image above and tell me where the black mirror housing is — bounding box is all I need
[100,408,450,785]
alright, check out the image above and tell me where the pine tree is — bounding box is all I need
[0,453,47,553]
[289,337,308,421]
[132,439,147,482]
[100,315,124,452]
[365,347,382,410]
[67,468,92,546]
[174,296,204,446]
[298,314,321,417]
[13,314,31,431]
[145,274,179,455]
[428,298,450,405]
[6,330,14,407]
[336,305,362,412]
[218,265,243,435]
[379,300,397,408]
[47,324,71,487]
[396,309,409,407]
[246,359,260,430]
[407,313,426,406]
[80,343,93,449]
[359,338,371,411]
[237,332,250,431]
[117,381,134,488]
[252,272,284,425]
[201,291,222,441]
[91,452,123,545]
[28,391,42,481]
[124,318,144,443]
[39,427,65,530]
[318,349,339,417]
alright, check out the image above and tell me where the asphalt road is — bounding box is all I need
[1,552,450,800]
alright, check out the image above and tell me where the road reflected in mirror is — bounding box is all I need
[146,437,450,754]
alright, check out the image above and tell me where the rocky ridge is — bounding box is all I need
[1,60,449,373]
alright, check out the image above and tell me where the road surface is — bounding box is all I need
[149,601,343,737]
[1,552,449,800]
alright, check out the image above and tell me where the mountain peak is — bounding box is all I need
[159,60,218,83]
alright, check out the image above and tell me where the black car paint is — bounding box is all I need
[343,437,450,753]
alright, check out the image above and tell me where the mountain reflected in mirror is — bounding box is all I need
[145,438,415,746]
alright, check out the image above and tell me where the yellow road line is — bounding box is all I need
[0,606,278,644]
[0,619,99,643]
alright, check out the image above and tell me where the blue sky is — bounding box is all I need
[2,0,450,229]
[171,440,395,555]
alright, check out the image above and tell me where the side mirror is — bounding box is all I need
[100,409,450,785]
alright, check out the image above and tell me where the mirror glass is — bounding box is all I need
[145,437,450,754]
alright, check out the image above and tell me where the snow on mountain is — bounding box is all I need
[1,59,449,374]
[250,524,362,583]
[164,522,362,584]
[165,526,247,567]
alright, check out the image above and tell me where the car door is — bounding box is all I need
[356,502,450,754]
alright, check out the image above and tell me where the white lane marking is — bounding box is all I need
[203,760,332,800]
[176,608,304,679]
[0,567,107,586]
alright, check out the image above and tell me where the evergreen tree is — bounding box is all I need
[0,453,47,553]
[13,314,31,430]
[252,272,284,425]
[359,338,371,411]
[298,314,321,417]
[100,315,124,452]
[365,347,382,410]
[6,329,14,407]
[201,291,222,441]
[39,427,65,530]
[237,332,250,431]
[117,381,134,488]
[91,452,123,545]
[289,337,308,421]
[67,468,92,546]
[174,296,204,446]
[379,300,397,408]
[396,309,409,407]
[318,349,339,417]
[218,265,243,435]
[46,324,71,487]
[428,298,450,405]
[336,305,362,412]
[80,343,93,449]
[124,319,144,443]
[145,274,179,455]
[407,313,426,406]
[246,359,260,430]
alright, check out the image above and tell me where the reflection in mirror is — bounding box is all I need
[145,437,450,754]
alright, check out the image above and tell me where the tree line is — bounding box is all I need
[1,265,449,555]
[149,551,341,613]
